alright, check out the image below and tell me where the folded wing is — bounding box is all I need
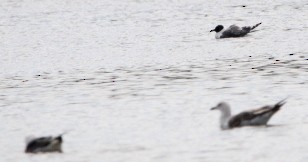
[221,25,251,38]
[228,99,286,128]
[25,137,53,153]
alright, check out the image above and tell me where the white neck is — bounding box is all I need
[219,107,231,129]
[215,29,225,39]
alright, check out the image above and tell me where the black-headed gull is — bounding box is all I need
[210,23,262,39]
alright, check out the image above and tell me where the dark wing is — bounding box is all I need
[228,99,286,128]
[221,25,251,38]
[228,111,256,128]
[248,99,285,116]
[25,137,53,153]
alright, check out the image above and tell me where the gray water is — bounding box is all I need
[1,0,308,162]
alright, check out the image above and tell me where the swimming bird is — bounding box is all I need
[25,135,63,153]
[210,22,262,39]
[211,99,286,130]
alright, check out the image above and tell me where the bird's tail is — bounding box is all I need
[55,130,71,142]
[273,98,287,111]
[251,22,262,30]
[55,136,63,143]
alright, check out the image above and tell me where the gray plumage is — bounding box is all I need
[211,99,286,130]
[210,22,262,39]
[25,135,63,153]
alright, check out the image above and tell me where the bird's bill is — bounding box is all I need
[210,29,214,32]
[210,106,217,110]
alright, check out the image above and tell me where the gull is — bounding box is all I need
[25,135,63,153]
[210,22,262,39]
[211,99,286,130]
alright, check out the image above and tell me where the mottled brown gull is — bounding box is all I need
[210,22,262,39]
[211,99,286,130]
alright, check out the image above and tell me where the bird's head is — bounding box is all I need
[211,102,230,111]
[210,25,224,32]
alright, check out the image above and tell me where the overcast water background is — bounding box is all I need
[1,0,308,161]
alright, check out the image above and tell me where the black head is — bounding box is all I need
[210,25,224,32]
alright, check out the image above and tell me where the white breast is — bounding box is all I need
[220,115,231,130]
[215,30,225,39]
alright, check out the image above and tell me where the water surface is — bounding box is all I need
[1,0,308,162]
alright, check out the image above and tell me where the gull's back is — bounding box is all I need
[221,25,251,38]
[25,136,62,153]
[227,102,283,128]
